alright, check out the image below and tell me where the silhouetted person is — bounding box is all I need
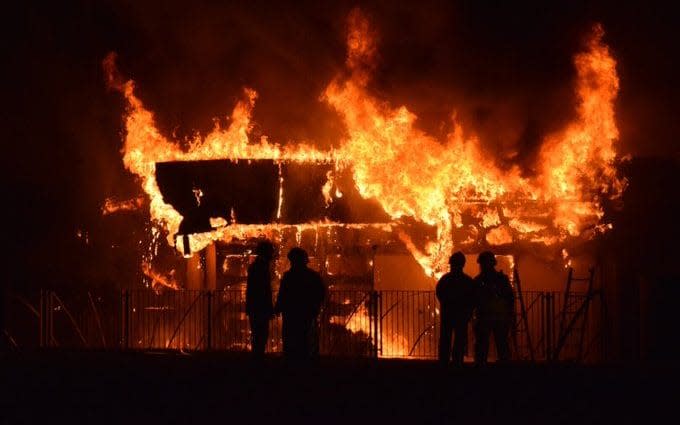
[275,248,325,362]
[436,251,475,366]
[246,241,275,359]
[473,251,515,365]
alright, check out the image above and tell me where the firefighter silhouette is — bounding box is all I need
[436,251,476,366]
[473,251,515,365]
[275,248,326,362]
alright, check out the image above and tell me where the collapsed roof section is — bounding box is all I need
[155,159,392,236]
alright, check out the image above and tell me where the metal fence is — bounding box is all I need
[4,289,605,362]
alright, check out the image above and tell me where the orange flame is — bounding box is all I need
[342,301,409,358]
[322,13,624,275]
[105,11,624,280]
[101,196,144,215]
[142,262,180,291]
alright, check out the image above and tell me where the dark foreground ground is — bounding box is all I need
[1,351,677,424]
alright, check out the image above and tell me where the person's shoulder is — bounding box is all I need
[249,259,266,271]
[438,272,453,283]
[497,270,510,282]
[307,267,323,281]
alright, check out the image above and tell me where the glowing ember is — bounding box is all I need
[142,262,180,291]
[104,9,624,279]
[101,196,144,215]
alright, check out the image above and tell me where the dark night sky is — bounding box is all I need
[5,0,679,289]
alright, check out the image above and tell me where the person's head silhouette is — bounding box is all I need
[477,251,497,273]
[287,247,309,268]
[255,241,275,261]
[449,251,466,271]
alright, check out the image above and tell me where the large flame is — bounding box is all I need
[104,10,624,279]
[322,15,623,275]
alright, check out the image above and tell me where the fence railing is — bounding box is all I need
[4,289,605,362]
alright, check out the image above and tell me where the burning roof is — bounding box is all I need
[104,9,625,279]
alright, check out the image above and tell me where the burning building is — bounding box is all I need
[81,9,628,360]
[103,10,623,290]
[5,0,680,369]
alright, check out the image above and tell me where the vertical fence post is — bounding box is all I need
[539,292,544,359]
[40,290,53,349]
[369,290,378,358]
[548,292,559,361]
[376,291,381,358]
[121,289,130,350]
[39,289,45,348]
[206,291,212,351]
[545,292,553,361]
[377,291,383,358]
[49,291,54,348]
[600,290,608,363]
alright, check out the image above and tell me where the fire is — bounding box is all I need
[141,262,180,291]
[322,13,624,275]
[104,10,624,280]
[538,24,623,233]
[101,196,144,215]
[342,301,410,358]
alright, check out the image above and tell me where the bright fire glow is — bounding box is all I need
[104,10,624,279]
[343,301,410,357]
[101,196,144,215]
[141,262,180,291]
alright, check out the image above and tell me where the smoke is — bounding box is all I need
[103,52,126,92]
